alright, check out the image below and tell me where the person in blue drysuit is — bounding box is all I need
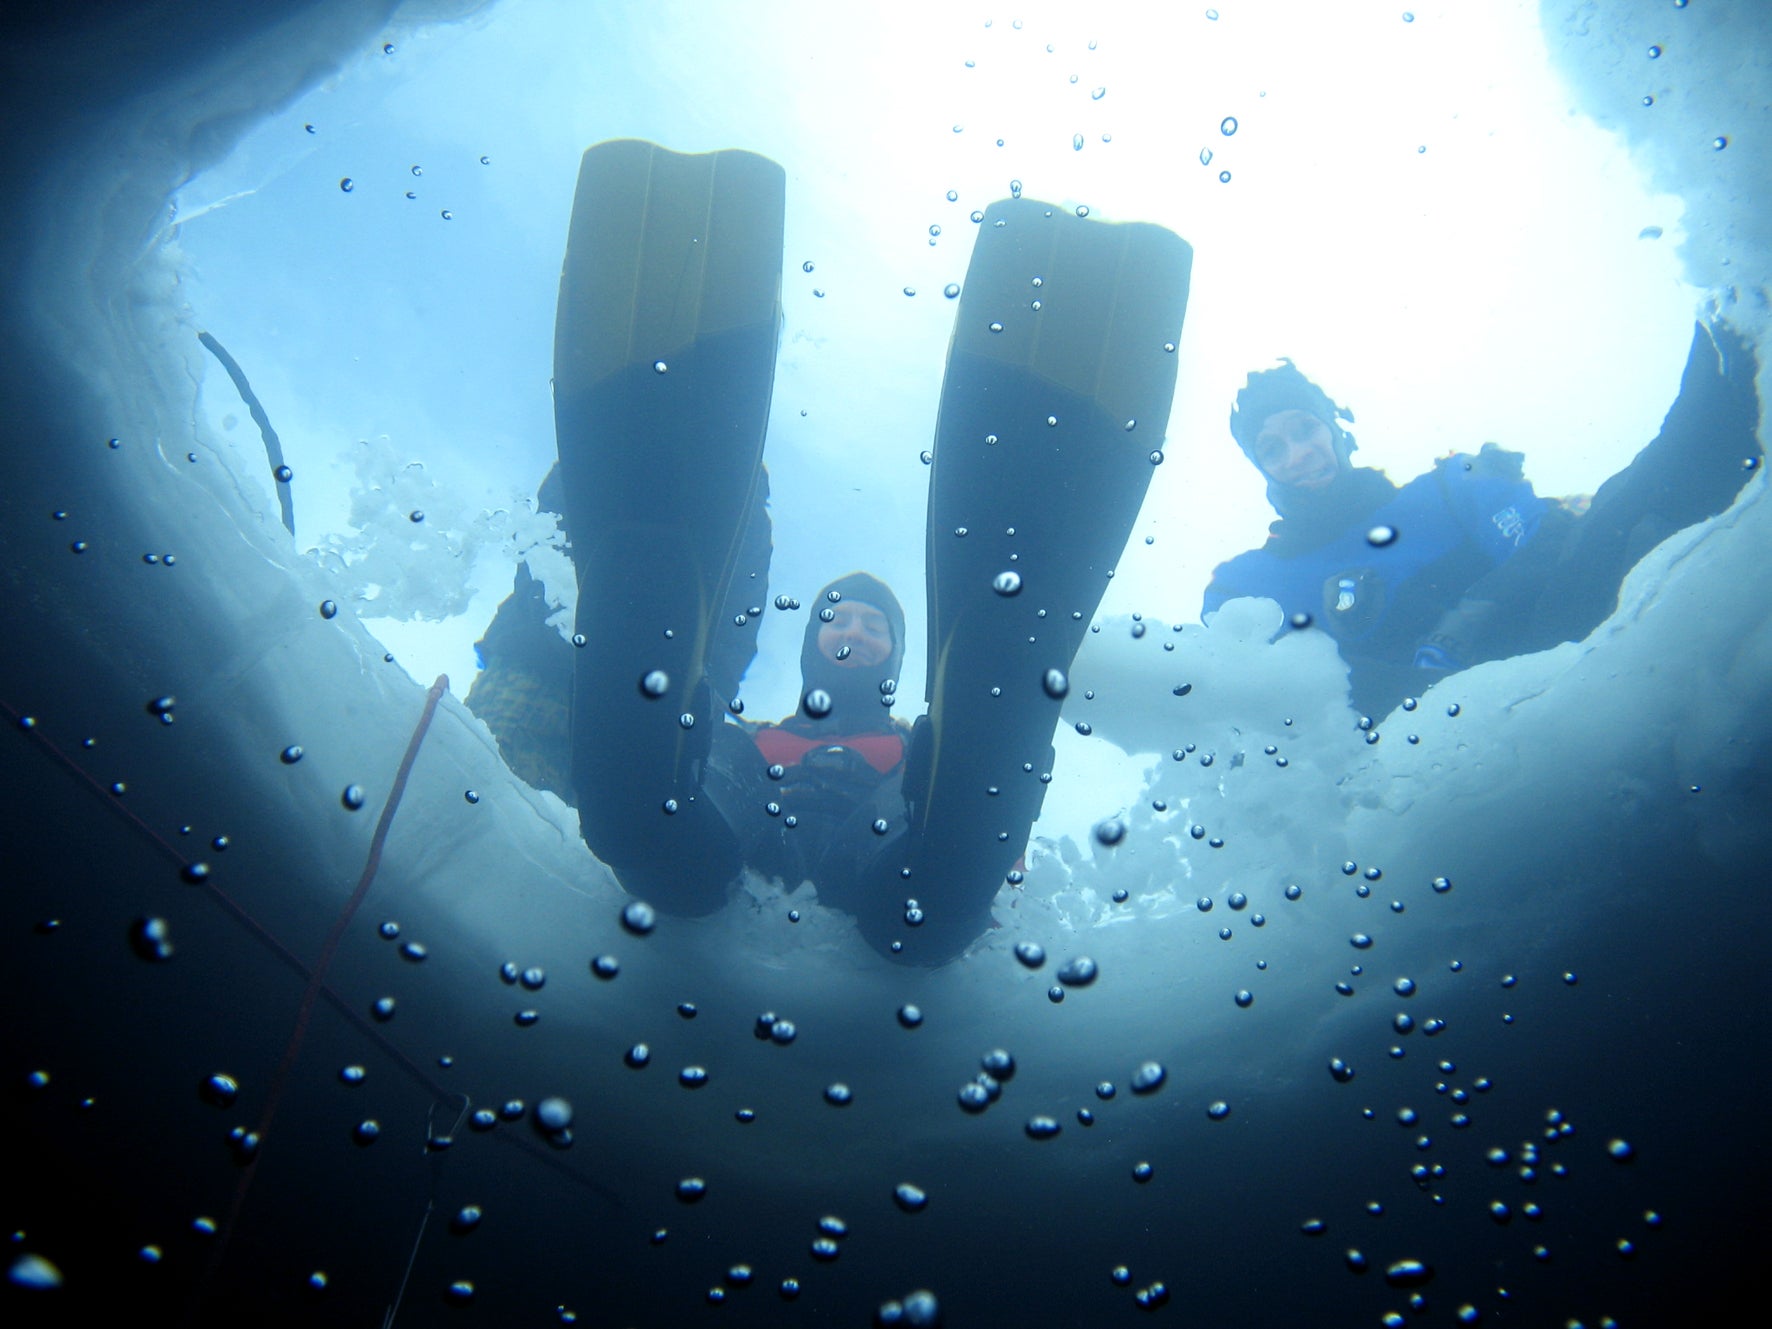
[1203,321,1762,716]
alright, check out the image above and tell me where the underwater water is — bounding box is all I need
[2,1,1768,1326]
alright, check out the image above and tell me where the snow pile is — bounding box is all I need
[307,436,571,628]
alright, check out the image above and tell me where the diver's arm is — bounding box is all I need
[1414,504,1578,669]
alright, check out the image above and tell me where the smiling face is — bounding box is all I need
[817,599,893,667]
[1252,408,1340,490]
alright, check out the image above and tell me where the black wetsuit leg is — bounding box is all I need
[706,466,774,706]
[465,459,773,812]
[464,556,576,798]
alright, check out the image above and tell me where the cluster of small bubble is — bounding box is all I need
[956,1047,1016,1115]
[876,1288,941,1325]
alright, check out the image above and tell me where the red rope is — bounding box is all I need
[247,674,449,1145]
[197,674,449,1316]
[9,671,621,1322]
[3,690,452,1085]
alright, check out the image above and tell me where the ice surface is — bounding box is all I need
[308,436,570,626]
[2,1,1768,1325]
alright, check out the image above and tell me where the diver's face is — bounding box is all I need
[818,600,893,668]
[1252,409,1339,490]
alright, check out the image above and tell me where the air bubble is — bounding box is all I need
[534,1096,573,1132]
[893,1183,929,1213]
[978,1049,1015,1083]
[1057,956,1098,986]
[993,570,1023,596]
[1383,1259,1432,1288]
[1220,116,1238,135]
[451,1204,484,1234]
[1130,1061,1167,1094]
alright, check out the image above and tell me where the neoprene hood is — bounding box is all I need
[1228,359,1359,471]
[796,571,905,728]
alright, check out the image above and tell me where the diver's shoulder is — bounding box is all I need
[1430,442,1529,483]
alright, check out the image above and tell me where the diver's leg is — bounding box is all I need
[462,462,574,798]
[553,139,784,911]
[706,465,774,706]
[464,558,574,798]
[859,197,1194,962]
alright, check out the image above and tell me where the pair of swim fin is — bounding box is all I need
[553,138,1193,959]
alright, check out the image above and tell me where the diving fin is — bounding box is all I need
[870,196,1193,960]
[554,139,785,905]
